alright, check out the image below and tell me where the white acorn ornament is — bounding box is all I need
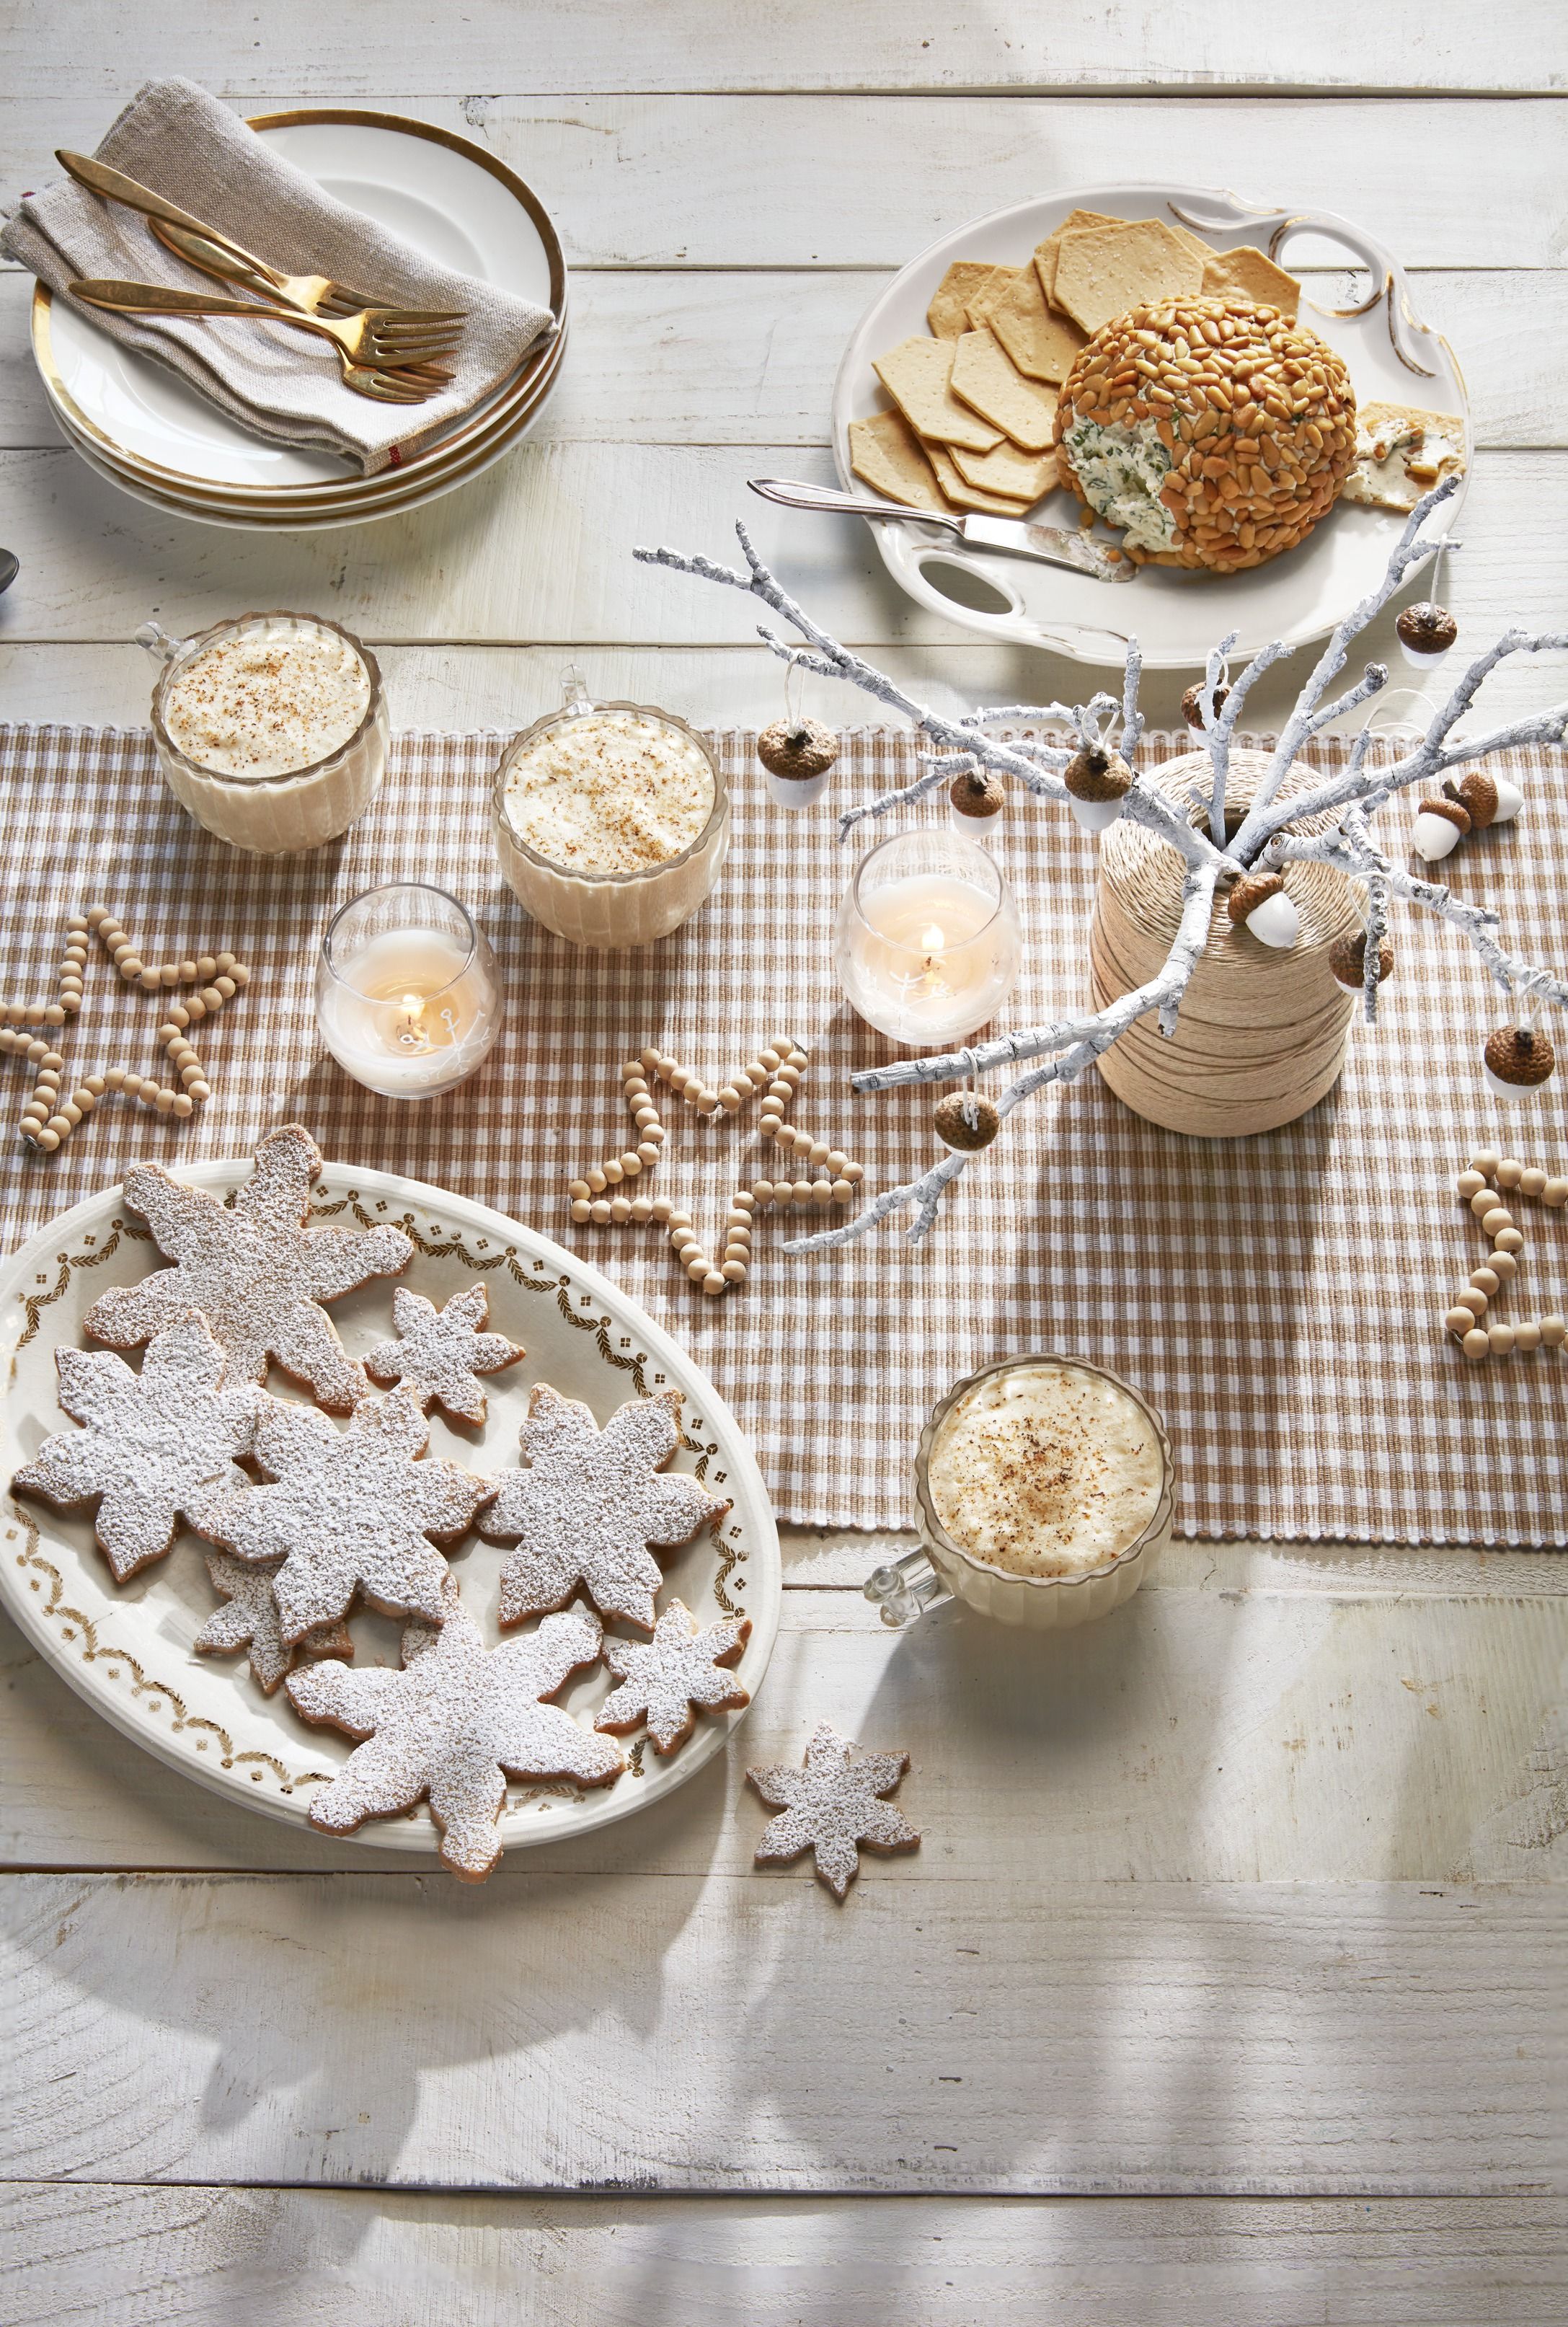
[1395,601,1458,668]
[1226,870,1299,950]
[1411,795,1471,862]
[1063,745,1133,833]
[948,768,1006,829]
[934,1091,1000,1150]
[1483,1023,1555,1103]
[1489,774,1525,824]
[757,717,839,810]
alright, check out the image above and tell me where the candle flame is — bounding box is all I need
[920,922,946,953]
[396,992,431,1054]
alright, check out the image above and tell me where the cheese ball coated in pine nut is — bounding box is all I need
[1055,295,1357,573]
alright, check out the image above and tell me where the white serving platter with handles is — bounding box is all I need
[0,1160,779,1858]
[830,180,1470,671]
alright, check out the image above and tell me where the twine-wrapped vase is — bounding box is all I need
[1089,749,1362,1139]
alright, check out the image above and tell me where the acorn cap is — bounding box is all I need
[1396,601,1458,651]
[1484,1025,1556,1087]
[934,1092,1000,1150]
[949,769,1006,820]
[1063,746,1133,803]
[1328,930,1395,989]
[1453,770,1499,831]
[1417,795,1471,835]
[758,717,839,780]
[1180,681,1229,730]
[1226,870,1285,927]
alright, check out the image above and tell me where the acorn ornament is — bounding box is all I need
[1226,870,1300,950]
[1411,794,1470,862]
[1395,601,1458,668]
[1328,930,1394,989]
[1482,1023,1556,1103]
[934,1091,1000,1150]
[758,716,839,810]
[1063,745,1133,833]
[1181,680,1229,732]
[948,768,1006,826]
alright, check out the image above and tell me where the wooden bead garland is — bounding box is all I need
[1443,1148,1568,1360]
[4,904,249,1154]
[565,1040,867,1296]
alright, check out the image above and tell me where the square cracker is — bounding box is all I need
[849,409,947,511]
[925,439,1035,516]
[988,265,1088,384]
[964,263,1024,330]
[928,261,1006,342]
[872,335,1004,454]
[1200,244,1301,319]
[1053,219,1205,336]
[951,438,1059,500]
[1342,399,1466,513]
[1032,208,1120,303]
[950,328,1058,451]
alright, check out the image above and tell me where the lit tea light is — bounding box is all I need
[315,883,502,1100]
[835,831,1020,1046]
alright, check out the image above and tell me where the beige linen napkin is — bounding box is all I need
[2,78,556,474]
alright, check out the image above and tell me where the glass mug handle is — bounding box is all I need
[863,1545,952,1628]
[559,663,593,717]
[135,619,187,666]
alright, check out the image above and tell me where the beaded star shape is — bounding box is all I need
[287,1590,624,1881]
[12,1312,257,1582]
[84,1123,413,1413]
[478,1382,730,1633]
[363,1283,526,1426]
[193,1385,494,1641]
[748,1721,921,1899]
[594,1597,752,1754]
[564,1039,867,1296]
[3,903,250,1154]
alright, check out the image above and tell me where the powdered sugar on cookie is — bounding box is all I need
[479,1383,731,1632]
[287,1586,624,1880]
[193,1385,493,1641]
[193,1550,355,1695]
[748,1721,920,1899]
[12,1312,257,1581]
[363,1283,524,1426]
[595,1597,751,1753]
[84,1123,412,1412]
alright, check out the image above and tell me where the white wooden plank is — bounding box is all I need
[5,0,1563,98]
[4,2185,1566,2326]
[3,1568,1564,1878]
[3,94,1565,269]
[2,1869,1559,2191]
[1,443,1566,684]
[4,268,1566,452]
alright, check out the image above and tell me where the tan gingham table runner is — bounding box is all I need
[1,722,1565,1543]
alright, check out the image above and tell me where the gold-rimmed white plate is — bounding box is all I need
[832,180,1470,669]
[0,1160,779,1856]
[34,110,567,524]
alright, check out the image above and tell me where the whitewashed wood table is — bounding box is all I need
[2,7,1567,2319]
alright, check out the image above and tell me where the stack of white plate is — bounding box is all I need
[32,109,567,532]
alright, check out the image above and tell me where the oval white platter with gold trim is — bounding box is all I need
[0,1160,779,1856]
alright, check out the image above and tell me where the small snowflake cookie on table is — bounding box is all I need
[84,1122,413,1413]
[595,1598,752,1754]
[193,1551,355,1697]
[363,1283,525,1426]
[12,1312,257,1581]
[192,1385,495,1642]
[478,1382,731,1633]
[748,1721,921,1899]
[286,1584,625,1881]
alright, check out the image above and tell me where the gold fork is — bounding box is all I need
[69,279,462,402]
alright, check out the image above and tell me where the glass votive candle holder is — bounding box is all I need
[315,883,502,1100]
[141,611,389,854]
[834,826,1020,1046]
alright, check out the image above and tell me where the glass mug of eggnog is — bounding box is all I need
[865,1354,1176,1631]
[492,670,730,947]
[140,611,389,853]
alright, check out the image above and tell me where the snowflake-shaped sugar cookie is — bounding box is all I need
[286,1587,624,1881]
[595,1598,752,1754]
[192,1385,494,1641]
[363,1284,525,1425]
[193,1550,355,1696]
[748,1721,921,1899]
[477,1383,731,1633]
[84,1122,413,1412]
[12,1313,257,1581]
